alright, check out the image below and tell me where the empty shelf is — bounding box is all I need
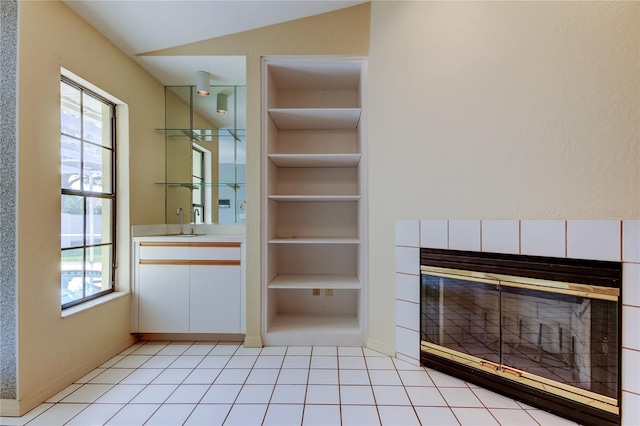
[268,108,361,130]
[268,195,361,202]
[269,153,361,168]
[268,274,360,289]
[268,237,360,244]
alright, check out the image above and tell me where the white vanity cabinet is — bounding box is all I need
[132,237,245,334]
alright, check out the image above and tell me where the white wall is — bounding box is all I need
[368,2,639,352]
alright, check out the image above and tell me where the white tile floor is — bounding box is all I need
[0,341,580,426]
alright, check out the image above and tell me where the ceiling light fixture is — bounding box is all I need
[196,71,210,96]
[217,93,228,114]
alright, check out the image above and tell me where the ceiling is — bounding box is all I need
[63,0,367,87]
[63,0,366,129]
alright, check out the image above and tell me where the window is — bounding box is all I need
[60,77,116,308]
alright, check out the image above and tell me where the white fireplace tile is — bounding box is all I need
[481,220,520,255]
[396,220,420,247]
[395,300,419,332]
[420,220,448,249]
[623,263,640,307]
[623,306,640,350]
[623,391,640,426]
[622,348,640,394]
[520,220,565,258]
[395,326,420,361]
[449,220,481,252]
[623,220,640,263]
[395,247,419,275]
[396,273,420,304]
[567,220,621,261]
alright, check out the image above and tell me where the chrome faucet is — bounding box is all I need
[176,207,184,234]
[192,207,200,224]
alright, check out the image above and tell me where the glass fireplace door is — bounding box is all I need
[421,266,619,415]
[421,272,500,366]
[499,281,619,401]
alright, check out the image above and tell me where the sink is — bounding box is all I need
[163,233,205,237]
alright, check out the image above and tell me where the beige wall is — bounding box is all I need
[368,2,639,350]
[142,3,371,346]
[16,1,166,414]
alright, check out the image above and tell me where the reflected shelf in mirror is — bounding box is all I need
[156,182,246,189]
[156,128,246,142]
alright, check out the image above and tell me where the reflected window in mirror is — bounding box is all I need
[192,146,204,223]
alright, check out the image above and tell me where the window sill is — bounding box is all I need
[61,291,128,318]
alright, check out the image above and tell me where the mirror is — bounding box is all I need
[162,85,246,225]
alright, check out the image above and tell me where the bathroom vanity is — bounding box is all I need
[131,234,245,335]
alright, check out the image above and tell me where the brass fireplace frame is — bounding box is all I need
[421,265,619,302]
[419,254,622,425]
[421,265,620,413]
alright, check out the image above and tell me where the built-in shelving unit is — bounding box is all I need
[262,56,367,346]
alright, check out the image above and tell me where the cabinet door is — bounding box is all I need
[190,265,241,333]
[138,264,190,333]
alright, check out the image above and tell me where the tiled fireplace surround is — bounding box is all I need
[394,220,640,425]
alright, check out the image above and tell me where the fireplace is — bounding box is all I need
[420,248,622,426]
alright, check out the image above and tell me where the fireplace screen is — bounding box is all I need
[420,253,621,426]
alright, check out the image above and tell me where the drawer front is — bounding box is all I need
[138,242,242,261]
[139,245,190,260]
[191,244,241,261]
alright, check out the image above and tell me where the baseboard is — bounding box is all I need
[138,333,245,342]
[365,337,395,357]
[243,335,263,348]
[14,335,136,416]
[0,398,20,417]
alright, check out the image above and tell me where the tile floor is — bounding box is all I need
[0,341,579,426]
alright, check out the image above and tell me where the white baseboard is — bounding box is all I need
[138,333,244,342]
[366,337,395,357]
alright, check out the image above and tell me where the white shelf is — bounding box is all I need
[268,274,360,289]
[268,195,361,202]
[268,108,361,130]
[269,153,361,168]
[268,237,360,244]
[268,314,360,334]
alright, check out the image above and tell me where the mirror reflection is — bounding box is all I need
[161,85,246,225]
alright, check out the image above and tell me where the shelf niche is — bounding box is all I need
[262,57,367,347]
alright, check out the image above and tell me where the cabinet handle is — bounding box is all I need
[139,260,240,266]
[140,242,241,248]
[139,260,190,265]
[190,260,241,266]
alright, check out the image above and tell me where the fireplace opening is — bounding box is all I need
[420,248,621,426]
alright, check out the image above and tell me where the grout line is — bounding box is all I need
[518,220,522,255]
[565,220,568,258]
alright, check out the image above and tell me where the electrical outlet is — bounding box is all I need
[312,289,320,296]
[325,289,333,296]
